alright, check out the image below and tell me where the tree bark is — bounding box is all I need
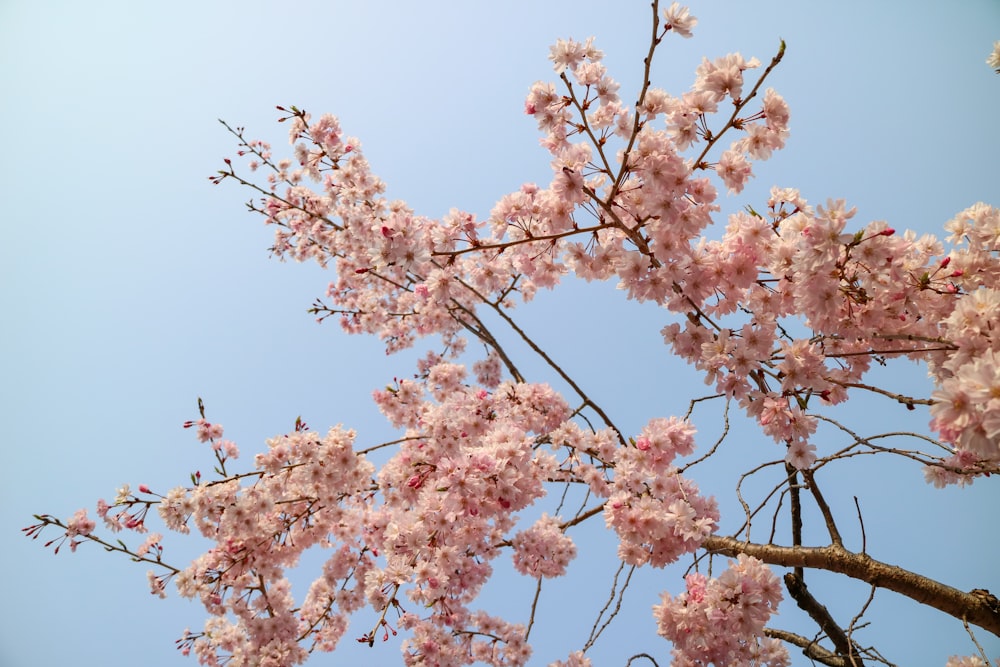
[702,535,1000,637]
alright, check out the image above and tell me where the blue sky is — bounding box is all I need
[2,1,998,666]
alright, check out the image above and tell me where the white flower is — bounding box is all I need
[114,484,131,504]
[987,40,1000,72]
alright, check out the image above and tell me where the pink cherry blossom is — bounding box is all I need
[662,2,698,38]
[66,508,95,538]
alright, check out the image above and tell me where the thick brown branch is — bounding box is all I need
[784,572,859,663]
[703,536,1000,637]
[786,463,802,551]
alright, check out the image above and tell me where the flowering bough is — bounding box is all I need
[26,3,1000,666]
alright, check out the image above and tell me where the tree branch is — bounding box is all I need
[784,571,861,664]
[702,536,1000,637]
[801,470,843,547]
[764,627,847,667]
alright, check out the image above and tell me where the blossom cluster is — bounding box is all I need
[653,554,787,666]
[511,514,577,579]
[926,203,1000,464]
[31,351,724,667]
[946,657,997,667]
[227,0,997,480]
[604,417,718,566]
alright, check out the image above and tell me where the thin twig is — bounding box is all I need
[584,561,635,652]
[525,577,544,639]
[802,470,843,547]
[680,398,729,472]
[846,585,878,666]
[853,496,867,554]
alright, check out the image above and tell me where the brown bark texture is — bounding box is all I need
[702,535,1000,637]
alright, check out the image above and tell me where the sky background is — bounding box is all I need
[2,1,999,666]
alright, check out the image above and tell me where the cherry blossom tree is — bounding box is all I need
[26,3,1000,666]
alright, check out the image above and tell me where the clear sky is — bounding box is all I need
[2,1,998,666]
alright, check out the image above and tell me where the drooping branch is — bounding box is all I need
[584,561,636,653]
[764,627,848,667]
[832,381,935,408]
[784,571,862,664]
[624,653,661,667]
[702,535,1000,637]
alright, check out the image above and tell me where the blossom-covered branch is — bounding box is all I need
[28,2,999,666]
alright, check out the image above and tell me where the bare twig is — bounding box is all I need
[832,381,934,407]
[583,561,636,652]
[801,470,843,547]
[961,615,991,664]
[680,397,729,472]
[846,585,878,666]
[853,496,867,554]
[525,577,544,639]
